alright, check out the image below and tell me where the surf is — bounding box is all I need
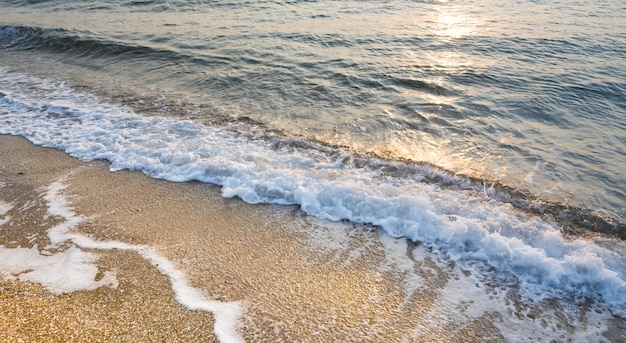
[1,68,625,319]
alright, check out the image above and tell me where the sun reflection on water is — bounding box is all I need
[376,3,494,178]
[436,13,476,39]
[433,3,479,40]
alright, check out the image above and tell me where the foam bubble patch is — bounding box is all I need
[0,245,118,293]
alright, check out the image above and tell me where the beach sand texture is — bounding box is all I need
[1,134,624,342]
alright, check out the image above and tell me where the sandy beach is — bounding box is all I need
[1,134,624,342]
[0,134,494,342]
[0,135,222,341]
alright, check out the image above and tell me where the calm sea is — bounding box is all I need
[1,0,624,222]
[1,0,626,328]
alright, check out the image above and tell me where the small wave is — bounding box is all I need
[0,24,225,69]
[0,25,140,55]
[1,69,626,317]
[390,76,453,96]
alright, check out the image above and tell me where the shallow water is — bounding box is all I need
[1,137,624,342]
[1,0,626,339]
[0,0,624,221]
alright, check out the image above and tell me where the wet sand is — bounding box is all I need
[1,134,623,342]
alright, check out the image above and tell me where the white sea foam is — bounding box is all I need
[44,179,244,343]
[0,168,243,342]
[411,245,614,343]
[0,245,118,293]
[1,180,117,295]
[0,200,12,226]
[0,180,12,226]
[378,231,424,305]
[1,68,626,319]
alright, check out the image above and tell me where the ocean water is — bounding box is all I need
[1,0,625,221]
[0,0,625,339]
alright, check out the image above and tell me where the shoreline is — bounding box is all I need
[0,134,224,342]
[1,134,625,342]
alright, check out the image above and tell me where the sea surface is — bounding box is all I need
[0,0,625,340]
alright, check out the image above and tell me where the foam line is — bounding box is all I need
[42,179,245,343]
[0,175,243,342]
